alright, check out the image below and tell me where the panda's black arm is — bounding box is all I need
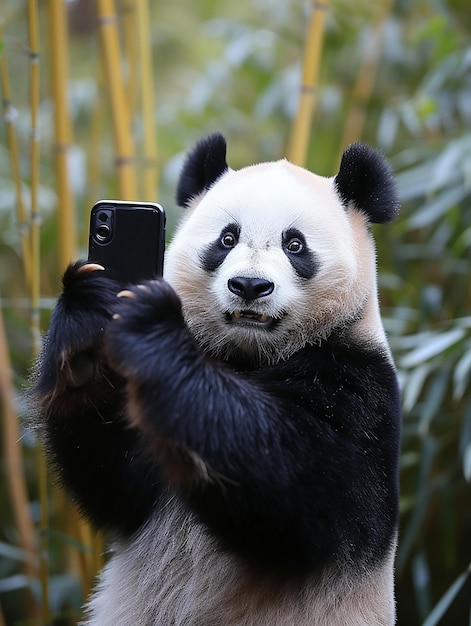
[31,262,163,536]
[106,280,401,573]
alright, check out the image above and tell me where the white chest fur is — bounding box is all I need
[82,497,396,626]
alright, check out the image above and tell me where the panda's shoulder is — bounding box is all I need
[248,337,399,410]
[258,335,394,376]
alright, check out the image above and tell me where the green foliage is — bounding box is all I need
[1,0,470,624]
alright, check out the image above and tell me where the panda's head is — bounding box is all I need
[165,134,398,366]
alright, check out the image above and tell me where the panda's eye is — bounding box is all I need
[287,238,303,254]
[221,232,236,248]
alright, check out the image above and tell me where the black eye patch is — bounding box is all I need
[282,228,318,279]
[200,223,240,272]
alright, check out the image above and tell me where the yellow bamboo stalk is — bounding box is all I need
[48,0,77,271]
[136,0,159,200]
[0,24,32,288]
[47,1,100,599]
[74,513,100,597]
[287,0,329,167]
[28,0,40,355]
[337,0,394,154]
[59,498,91,600]
[122,0,138,130]
[27,3,52,623]
[92,527,105,573]
[47,0,98,590]
[85,76,106,248]
[0,300,39,620]
[96,0,137,199]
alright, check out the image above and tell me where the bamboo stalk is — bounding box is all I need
[0,300,39,620]
[122,0,138,132]
[287,0,329,167]
[47,1,100,600]
[48,0,77,271]
[85,76,106,248]
[58,495,92,601]
[0,312,37,573]
[96,0,137,199]
[136,0,159,200]
[35,443,51,624]
[27,3,52,623]
[0,23,32,288]
[75,513,98,596]
[337,0,394,155]
[28,0,52,624]
[27,0,40,356]
[92,527,105,573]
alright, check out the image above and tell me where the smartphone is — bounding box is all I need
[88,200,166,284]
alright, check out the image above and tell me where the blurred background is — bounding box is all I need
[0,0,470,624]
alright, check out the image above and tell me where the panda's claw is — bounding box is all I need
[137,284,151,293]
[117,289,137,299]
[77,263,105,273]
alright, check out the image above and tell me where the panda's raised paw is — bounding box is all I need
[60,260,122,322]
[105,279,184,380]
[62,260,112,294]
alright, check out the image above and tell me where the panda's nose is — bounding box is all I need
[227,277,274,300]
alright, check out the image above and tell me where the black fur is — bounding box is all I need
[201,224,318,281]
[282,228,318,279]
[200,223,240,273]
[32,262,164,535]
[176,133,228,207]
[334,143,399,224]
[32,263,401,576]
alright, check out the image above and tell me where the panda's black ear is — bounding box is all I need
[176,133,229,207]
[334,143,399,224]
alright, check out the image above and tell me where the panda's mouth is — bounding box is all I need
[225,310,275,326]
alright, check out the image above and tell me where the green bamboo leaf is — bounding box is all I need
[462,405,471,482]
[396,163,433,202]
[377,107,398,150]
[413,552,432,621]
[419,368,450,432]
[453,349,471,401]
[397,436,435,575]
[463,444,471,482]
[431,141,463,191]
[422,564,471,626]
[402,363,431,413]
[409,184,467,229]
[0,541,28,563]
[0,574,30,592]
[400,328,466,369]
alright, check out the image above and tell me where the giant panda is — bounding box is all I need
[32,133,401,625]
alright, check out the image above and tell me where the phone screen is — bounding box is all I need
[88,200,166,284]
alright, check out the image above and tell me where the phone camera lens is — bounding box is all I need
[92,207,113,243]
[96,224,111,242]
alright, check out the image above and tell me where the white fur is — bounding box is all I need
[83,497,396,626]
[165,160,389,365]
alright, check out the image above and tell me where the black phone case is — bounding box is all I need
[88,200,165,284]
